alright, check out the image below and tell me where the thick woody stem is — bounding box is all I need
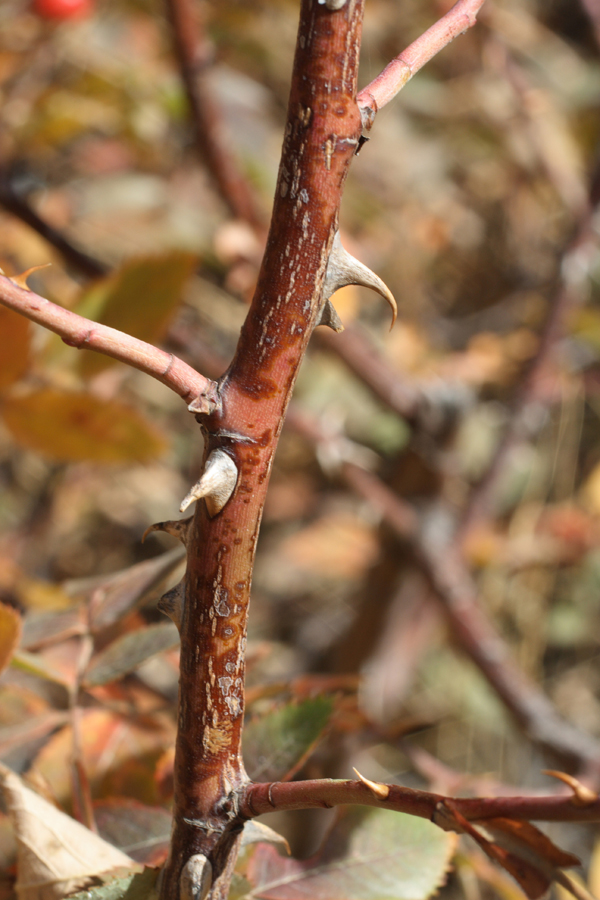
[357,0,486,125]
[159,1,365,897]
[240,777,600,824]
[0,274,218,409]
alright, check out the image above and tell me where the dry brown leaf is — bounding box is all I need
[0,762,135,900]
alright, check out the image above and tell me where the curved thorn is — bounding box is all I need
[353,767,390,800]
[323,232,397,329]
[543,770,598,807]
[142,517,192,546]
[180,449,238,516]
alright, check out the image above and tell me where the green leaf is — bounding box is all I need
[0,307,30,391]
[75,253,198,378]
[2,388,166,463]
[243,696,334,782]
[68,867,159,900]
[246,809,456,900]
[84,622,179,687]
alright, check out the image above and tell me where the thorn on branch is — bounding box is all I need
[353,768,390,800]
[180,449,238,516]
[0,263,52,290]
[142,517,193,546]
[158,580,186,631]
[543,771,599,807]
[316,298,345,333]
[320,232,397,331]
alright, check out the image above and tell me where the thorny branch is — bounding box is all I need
[4,0,600,895]
[240,775,600,825]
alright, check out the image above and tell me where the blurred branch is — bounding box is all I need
[164,0,265,229]
[580,0,600,49]
[460,179,599,534]
[0,172,108,279]
[356,0,486,126]
[287,407,600,776]
[0,274,219,409]
[316,324,473,430]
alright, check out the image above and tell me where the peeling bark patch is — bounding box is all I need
[214,587,230,616]
[203,723,232,755]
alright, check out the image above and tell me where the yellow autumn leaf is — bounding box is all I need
[75,252,198,378]
[0,600,22,677]
[1,389,166,463]
[0,306,30,391]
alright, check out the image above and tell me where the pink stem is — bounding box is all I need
[0,275,219,411]
[357,0,486,123]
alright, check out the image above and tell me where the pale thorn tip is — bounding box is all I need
[323,232,397,329]
[8,263,52,291]
[353,767,390,800]
[543,770,598,806]
[180,449,238,516]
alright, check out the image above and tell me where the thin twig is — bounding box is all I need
[460,198,599,534]
[285,407,600,775]
[0,173,108,279]
[316,324,472,430]
[164,0,265,229]
[0,274,219,409]
[580,0,600,51]
[356,0,486,125]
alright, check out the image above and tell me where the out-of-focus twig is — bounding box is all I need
[316,324,472,430]
[356,0,486,126]
[580,0,600,50]
[460,187,599,534]
[287,407,600,776]
[164,0,265,229]
[0,173,108,279]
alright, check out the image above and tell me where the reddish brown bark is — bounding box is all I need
[159,1,365,896]
[240,776,600,825]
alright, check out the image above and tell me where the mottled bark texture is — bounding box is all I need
[159,1,365,897]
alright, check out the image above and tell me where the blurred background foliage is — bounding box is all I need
[1,0,600,896]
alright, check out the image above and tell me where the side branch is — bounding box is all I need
[241,776,600,823]
[0,275,219,410]
[357,0,486,124]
